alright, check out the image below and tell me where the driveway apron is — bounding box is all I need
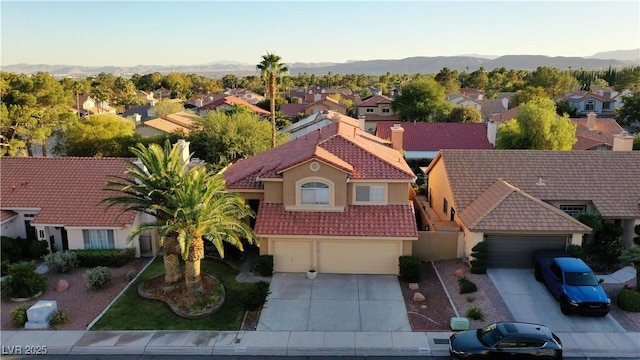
[257,273,411,332]
[488,268,625,333]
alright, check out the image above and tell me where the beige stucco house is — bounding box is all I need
[424,148,640,267]
[223,121,418,274]
[356,95,400,133]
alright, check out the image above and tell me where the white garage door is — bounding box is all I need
[485,234,568,268]
[318,240,400,274]
[272,240,312,272]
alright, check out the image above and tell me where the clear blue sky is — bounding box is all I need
[1,1,638,66]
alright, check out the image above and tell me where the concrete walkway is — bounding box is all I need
[600,266,636,284]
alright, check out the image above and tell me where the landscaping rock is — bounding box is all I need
[55,279,69,292]
[409,283,419,290]
[420,305,427,310]
[413,292,425,302]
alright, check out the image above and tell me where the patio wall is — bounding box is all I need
[412,230,460,261]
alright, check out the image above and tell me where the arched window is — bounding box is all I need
[585,101,595,111]
[300,181,329,205]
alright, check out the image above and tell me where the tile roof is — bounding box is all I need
[458,179,591,232]
[139,111,198,134]
[123,105,153,122]
[358,95,392,107]
[562,91,615,103]
[571,118,625,150]
[280,111,359,139]
[375,122,494,151]
[198,96,270,115]
[254,203,418,238]
[279,103,307,118]
[490,106,520,123]
[1,157,136,227]
[479,99,508,120]
[223,121,414,189]
[1,210,17,221]
[427,149,640,219]
[361,114,402,122]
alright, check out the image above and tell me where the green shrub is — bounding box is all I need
[257,255,273,277]
[567,244,585,259]
[28,240,50,259]
[466,295,476,302]
[458,276,478,294]
[72,248,136,267]
[50,309,70,326]
[466,306,484,320]
[1,261,48,300]
[1,236,22,262]
[617,289,640,312]
[10,305,30,328]
[83,266,112,291]
[1,259,10,276]
[126,270,137,281]
[470,242,487,274]
[240,280,271,311]
[399,256,422,282]
[44,251,79,273]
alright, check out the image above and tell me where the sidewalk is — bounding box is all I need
[1,329,639,357]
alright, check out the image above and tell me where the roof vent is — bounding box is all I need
[536,175,546,186]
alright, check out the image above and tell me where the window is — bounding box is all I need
[355,185,385,202]
[603,102,610,110]
[83,229,115,249]
[559,205,586,218]
[450,208,456,221]
[366,108,374,113]
[300,182,329,205]
[443,198,448,214]
[382,108,390,113]
[585,101,595,111]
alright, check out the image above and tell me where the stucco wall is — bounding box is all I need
[65,227,141,257]
[426,157,456,221]
[413,231,460,261]
[282,161,348,207]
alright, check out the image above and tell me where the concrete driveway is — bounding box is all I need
[257,273,411,332]
[488,268,625,333]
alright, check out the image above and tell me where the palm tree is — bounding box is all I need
[156,167,257,295]
[257,52,288,148]
[101,141,186,285]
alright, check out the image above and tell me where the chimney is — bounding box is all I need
[390,123,404,152]
[195,98,204,108]
[612,132,635,151]
[487,120,497,146]
[150,99,156,107]
[536,175,546,186]
[501,97,509,110]
[358,115,366,131]
[133,113,141,123]
[174,139,191,165]
[586,112,596,130]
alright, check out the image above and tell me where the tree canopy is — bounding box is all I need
[496,98,577,150]
[391,77,451,122]
[446,105,482,123]
[151,100,185,118]
[58,114,135,157]
[616,92,640,133]
[257,52,288,148]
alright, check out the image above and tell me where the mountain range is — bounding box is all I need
[3,50,638,77]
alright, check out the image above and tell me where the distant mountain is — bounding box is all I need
[587,49,639,61]
[2,54,637,77]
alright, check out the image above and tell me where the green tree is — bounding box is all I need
[257,52,289,148]
[112,77,139,112]
[634,134,640,150]
[526,67,579,97]
[616,92,640,132]
[150,100,185,118]
[446,105,482,123]
[58,114,134,157]
[619,246,640,290]
[509,86,550,108]
[496,98,577,150]
[613,67,640,92]
[391,77,451,122]
[466,67,489,90]
[101,141,187,286]
[434,67,460,94]
[555,100,578,117]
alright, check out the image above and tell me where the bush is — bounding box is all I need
[72,248,136,267]
[466,306,484,320]
[470,242,488,274]
[28,240,50,259]
[567,244,585,259]
[240,280,271,311]
[1,236,22,262]
[1,261,48,300]
[126,270,137,281]
[458,276,478,294]
[1,259,10,277]
[44,251,79,273]
[617,289,640,312]
[257,255,273,277]
[50,309,70,326]
[399,256,422,282]
[83,266,112,291]
[10,305,30,328]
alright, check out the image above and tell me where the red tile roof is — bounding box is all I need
[223,121,415,189]
[571,118,625,150]
[562,91,615,103]
[1,210,17,221]
[1,157,136,227]
[358,95,392,107]
[198,96,270,115]
[254,203,417,237]
[279,103,307,118]
[490,106,520,123]
[375,122,494,151]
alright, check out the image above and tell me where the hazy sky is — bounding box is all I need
[1,1,638,66]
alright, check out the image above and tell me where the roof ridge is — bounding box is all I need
[465,179,516,229]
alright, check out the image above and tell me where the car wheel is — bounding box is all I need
[534,265,543,282]
[560,298,572,315]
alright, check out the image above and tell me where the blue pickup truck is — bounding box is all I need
[533,251,611,316]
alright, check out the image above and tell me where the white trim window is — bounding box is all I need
[585,101,595,111]
[301,182,330,205]
[355,185,385,203]
[559,205,587,218]
[83,229,115,249]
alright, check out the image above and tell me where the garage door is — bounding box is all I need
[485,235,568,268]
[318,240,399,274]
[272,240,312,272]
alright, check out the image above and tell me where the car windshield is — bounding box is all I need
[565,271,599,286]
[477,323,505,346]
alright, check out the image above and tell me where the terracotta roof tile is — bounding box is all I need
[1,157,136,227]
[254,203,417,237]
[358,95,392,107]
[1,210,17,221]
[571,118,625,150]
[562,91,616,103]
[376,122,494,151]
[279,103,307,117]
[490,106,520,123]
[198,96,270,115]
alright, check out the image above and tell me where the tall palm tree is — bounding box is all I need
[101,141,187,285]
[155,167,257,295]
[257,52,288,148]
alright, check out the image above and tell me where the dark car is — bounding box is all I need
[449,322,563,360]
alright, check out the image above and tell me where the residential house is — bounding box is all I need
[123,105,153,123]
[136,90,155,104]
[572,112,628,150]
[196,96,270,117]
[459,88,484,100]
[357,95,400,133]
[72,93,117,117]
[489,106,519,124]
[280,111,359,140]
[222,121,418,274]
[135,111,199,137]
[224,88,265,105]
[304,97,348,116]
[153,87,172,100]
[560,91,616,116]
[0,157,151,257]
[445,93,482,110]
[375,122,494,160]
[424,147,639,267]
[279,103,308,119]
[479,98,509,122]
[184,94,222,109]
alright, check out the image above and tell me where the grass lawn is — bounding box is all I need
[91,257,254,330]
